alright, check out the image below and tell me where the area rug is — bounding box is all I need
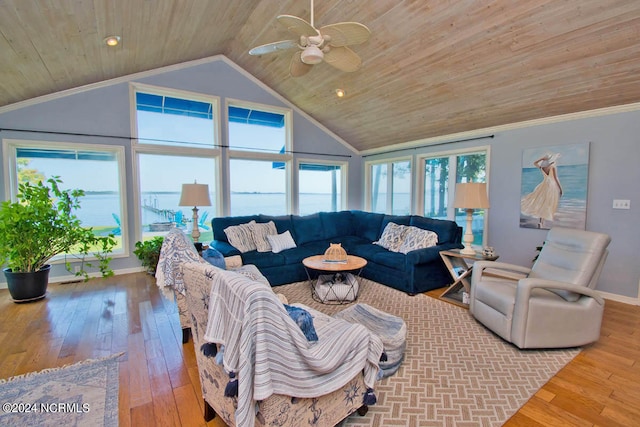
[277,279,580,427]
[0,353,122,427]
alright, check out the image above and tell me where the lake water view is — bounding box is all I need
[77,192,349,230]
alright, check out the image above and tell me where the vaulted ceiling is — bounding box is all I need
[1,0,639,153]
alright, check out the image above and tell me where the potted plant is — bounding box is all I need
[0,177,116,303]
[134,236,164,275]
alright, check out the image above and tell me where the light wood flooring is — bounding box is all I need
[0,272,638,426]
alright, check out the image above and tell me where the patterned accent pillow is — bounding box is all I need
[267,230,297,253]
[374,222,408,252]
[202,247,226,269]
[397,226,439,254]
[224,220,257,253]
[249,221,278,252]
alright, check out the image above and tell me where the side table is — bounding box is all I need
[439,249,498,307]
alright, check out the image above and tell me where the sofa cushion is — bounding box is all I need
[258,214,294,234]
[213,215,259,243]
[375,222,409,252]
[242,250,286,269]
[397,226,439,254]
[372,250,407,270]
[351,211,384,241]
[249,221,278,252]
[224,220,257,253]
[349,242,390,261]
[320,211,353,240]
[410,216,459,244]
[292,213,325,245]
[281,245,322,264]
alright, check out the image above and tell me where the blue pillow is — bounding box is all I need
[284,304,318,342]
[202,247,226,270]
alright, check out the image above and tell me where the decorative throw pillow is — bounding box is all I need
[202,247,226,269]
[267,230,297,253]
[224,221,257,253]
[374,222,408,252]
[284,304,318,342]
[249,221,278,252]
[224,255,243,269]
[397,226,439,254]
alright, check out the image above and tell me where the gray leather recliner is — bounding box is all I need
[469,227,611,349]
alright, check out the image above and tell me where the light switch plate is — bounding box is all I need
[612,199,631,209]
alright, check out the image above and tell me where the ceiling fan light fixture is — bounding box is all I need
[301,45,324,64]
[103,35,121,47]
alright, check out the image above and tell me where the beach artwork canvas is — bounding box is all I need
[520,142,590,230]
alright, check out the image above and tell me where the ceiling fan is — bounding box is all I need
[248,0,371,77]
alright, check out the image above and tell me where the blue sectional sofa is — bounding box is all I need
[210,210,463,295]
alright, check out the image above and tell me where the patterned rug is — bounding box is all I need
[277,279,580,427]
[0,353,122,427]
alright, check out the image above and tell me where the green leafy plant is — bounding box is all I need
[0,177,116,280]
[133,237,164,274]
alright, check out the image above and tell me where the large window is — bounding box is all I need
[137,154,216,241]
[135,89,216,149]
[227,100,292,216]
[132,84,220,241]
[298,161,346,215]
[366,158,412,215]
[420,149,488,246]
[229,159,286,216]
[3,140,126,254]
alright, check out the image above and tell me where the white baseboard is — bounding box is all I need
[599,290,640,306]
[0,267,147,289]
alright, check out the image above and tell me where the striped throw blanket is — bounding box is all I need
[202,266,384,427]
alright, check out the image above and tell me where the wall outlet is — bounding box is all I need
[612,199,631,209]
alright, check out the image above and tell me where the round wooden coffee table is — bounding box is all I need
[302,255,367,304]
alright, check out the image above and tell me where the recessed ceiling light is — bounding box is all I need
[335,88,346,98]
[103,36,121,47]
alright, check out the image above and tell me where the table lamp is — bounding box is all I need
[452,182,490,255]
[178,182,212,243]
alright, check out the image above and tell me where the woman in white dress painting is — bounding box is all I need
[521,152,563,228]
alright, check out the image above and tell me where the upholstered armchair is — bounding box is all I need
[469,227,611,349]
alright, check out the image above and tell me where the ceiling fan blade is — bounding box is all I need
[290,51,313,77]
[323,46,362,72]
[249,40,298,56]
[277,15,318,37]
[319,22,371,47]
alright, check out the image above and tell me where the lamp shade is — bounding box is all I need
[178,183,212,207]
[453,183,490,209]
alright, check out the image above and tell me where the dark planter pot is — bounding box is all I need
[3,264,51,303]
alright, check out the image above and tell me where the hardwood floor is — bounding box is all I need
[0,272,638,426]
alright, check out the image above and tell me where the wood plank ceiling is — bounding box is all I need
[1,0,639,152]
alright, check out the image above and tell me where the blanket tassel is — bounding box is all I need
[224,371,238,397]
[200,343,217,357]
[363,388,377,406]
